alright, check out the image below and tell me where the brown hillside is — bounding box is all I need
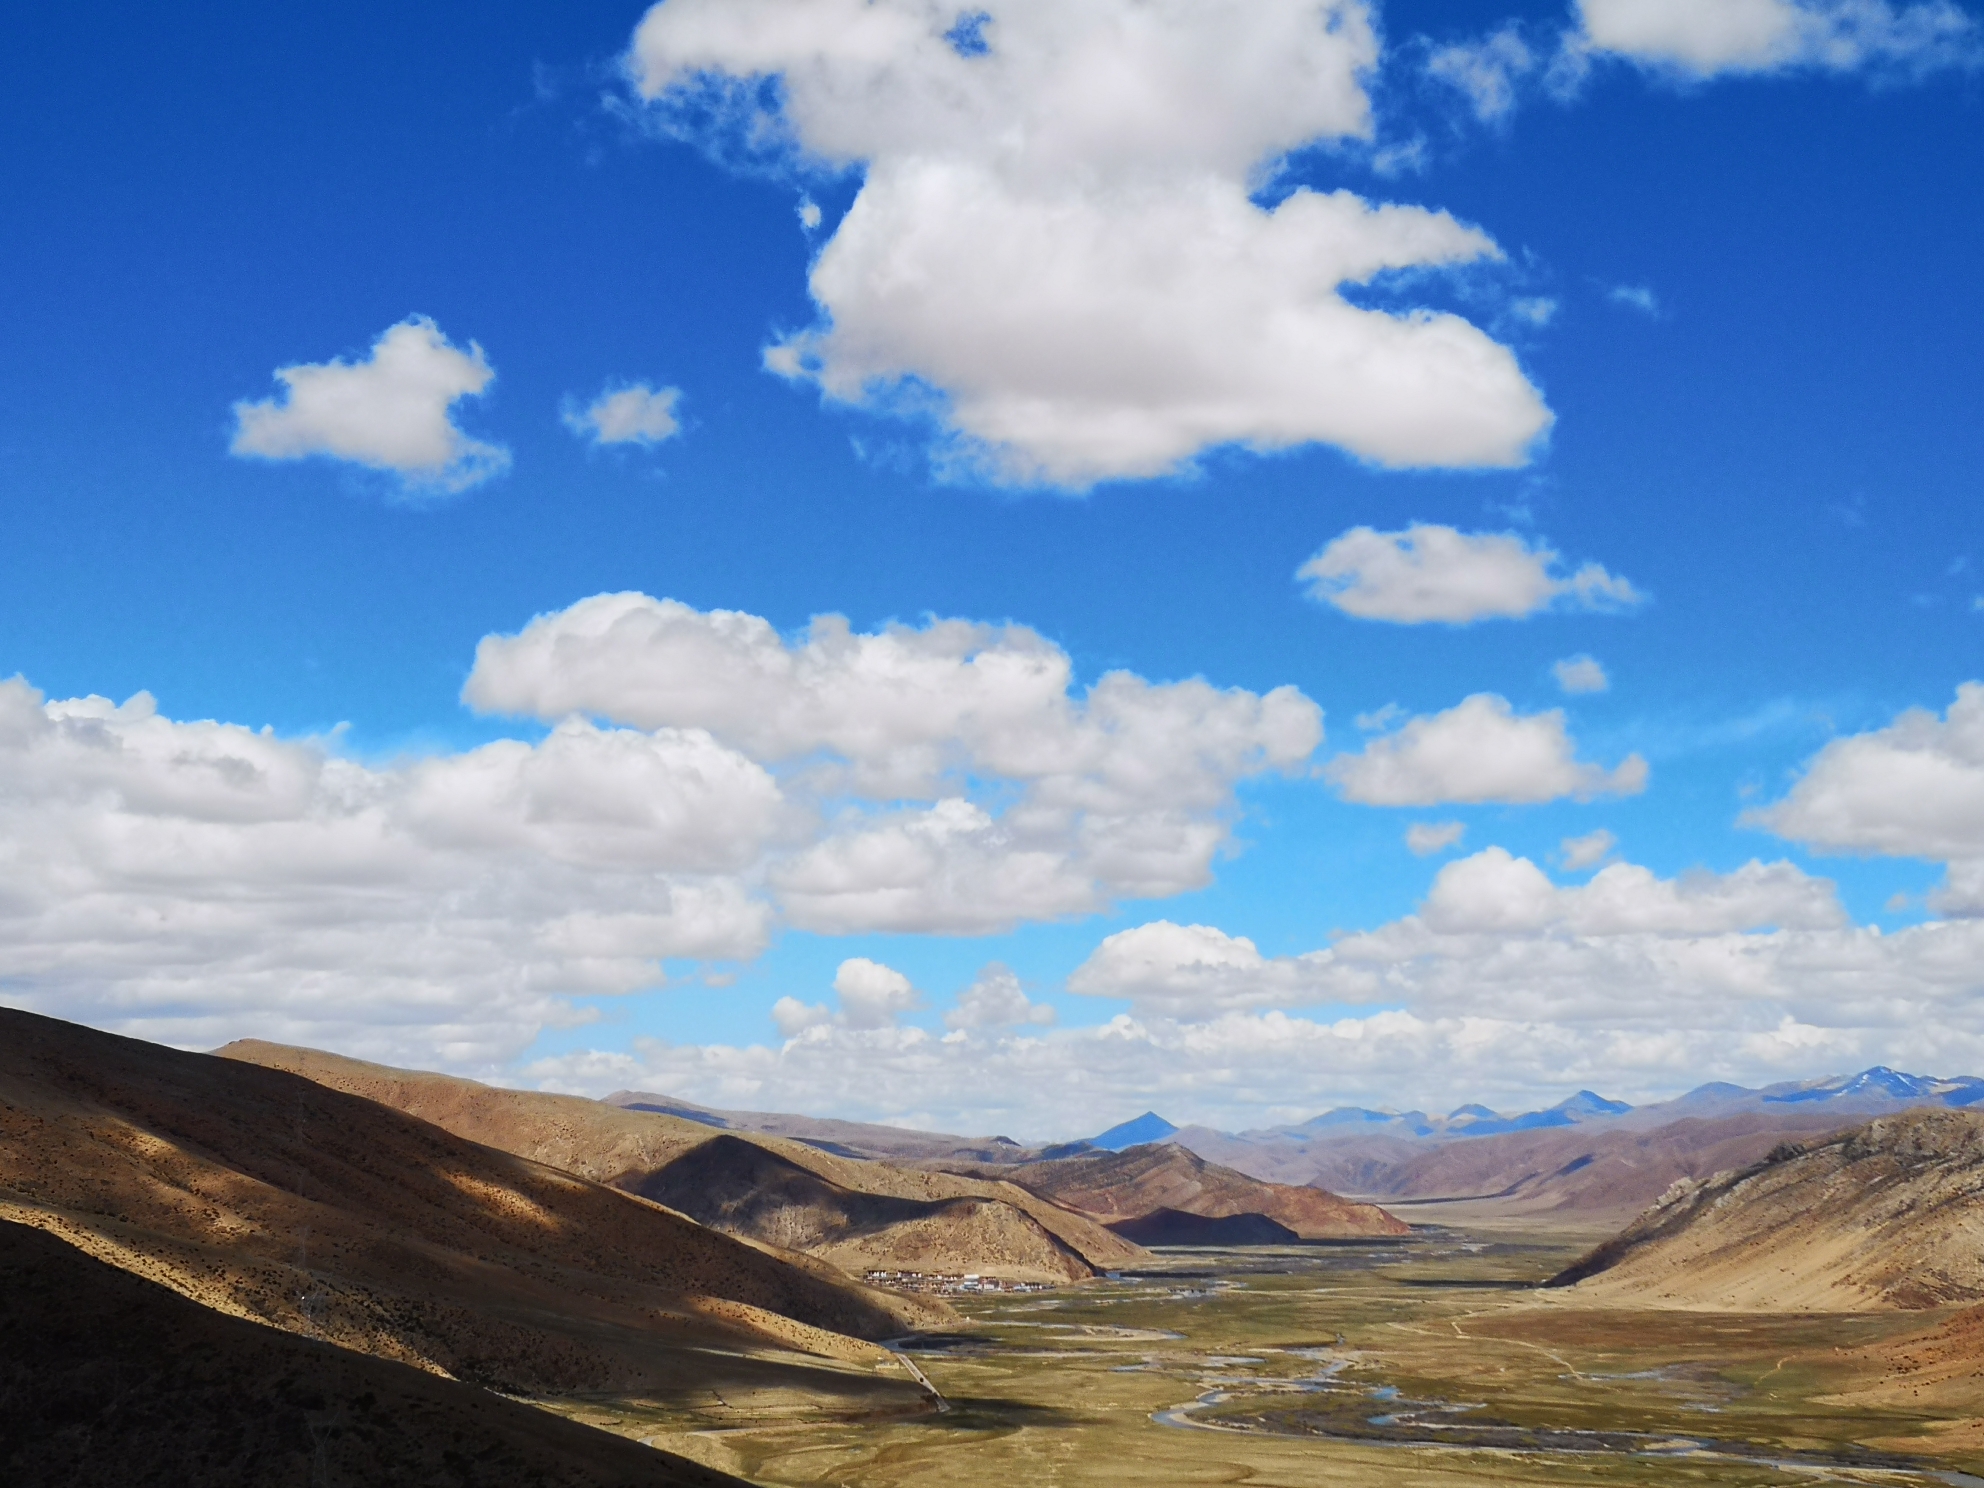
[1550,1108,1984,1310]
[631,1135,1093,1283]
[607,1089,1044,1164]
[950,1143,1409,1238]
[0,1220,746,1488]
[219,1040,1143,1277]
[0,1008,943,1410]
[1167,1124,1425,1187]
[1361,1110,1869,1221]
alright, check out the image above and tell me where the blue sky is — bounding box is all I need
[3,0,1982,1136]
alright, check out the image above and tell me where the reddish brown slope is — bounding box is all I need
[0,1009,942,1408]
[221,1040,1142,1276]
[607,1089,1048,1164]
[628,1134,1095,1283]
[0,1220,746,1488]
[950,1143,1409,1238]
[1359,1111,1873,1221]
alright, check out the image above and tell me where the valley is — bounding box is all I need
[14,1011,1984,1486]
[603,1235,1984,1487]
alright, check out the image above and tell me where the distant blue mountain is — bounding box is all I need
[1555,1090,1633,1119]
[1286,1107,1434,1137]
[1089,1111,1179,1151]
[1761,1066,1984,1107]
[1167,1068,1984,1155]
[1767,1066,1932,1103]
[1261,1088,1636,1144]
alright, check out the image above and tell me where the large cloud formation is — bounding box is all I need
[465,592,1321,932]
[1753,682,1984,913]
[529,847,1984,1135]
[0,596,1318,1061]
[0,677,770,1066]
[627,0,1553,486]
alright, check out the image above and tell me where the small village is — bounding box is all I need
[863,1270,1059,1297]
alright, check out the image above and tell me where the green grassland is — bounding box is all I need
[546,1231,1984,1487]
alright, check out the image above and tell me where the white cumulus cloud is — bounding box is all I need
[0,593,1327,1063]
[0,677,773,1068]
[1571,0,1979,77]
[1754,683,1984,860]
[464,592,1322,932]
[1559,827,1618,870]
[523,847,1984,1135]
[772,996,833,1037]
[945,963,1056,1030]
[1406,821,1467,856]
[1068,848,1847,1018]
[1298,524,1644,625]
[1751,682,1984,912]
[833,957,923,1028]
[230,317,509,493]
[1553,654,1610,694]
[1326,693,1648,805]
[564,383,683,446]
[627,0,1553,486]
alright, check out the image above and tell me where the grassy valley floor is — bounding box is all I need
[540,1230,1984,1487]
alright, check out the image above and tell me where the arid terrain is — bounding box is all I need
[221,1040,1143,1282]
[600,1235,1984,1486]
[0,1010,940,1413]
[1551,1107,1984,1309]
[943,1139,1411,1238]
[0,1219,744,1487]
[1168,1070,1984,1229]
[604,1089,1074,1165]
[15,1017,1984,1487]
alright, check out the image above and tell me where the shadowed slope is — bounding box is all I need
[950,1143,1408,1238]
[1550,1109,1984,1310]
[0,1009,943,1410]
[0,1220,747,1488]
[1105,1208,1298,1246]
[221,1041,1141,1277]
[606,1089,1055,1164]
[633,1135,1093,1282]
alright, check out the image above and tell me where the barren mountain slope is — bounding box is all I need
[1550,1109,1984,1310]
[949,1143,1409,1238]
[222,1040,1141,1274]
[1166,1124,1425,1187]
[0,1009,943,1407]
[607,1089,1049,1164]
[0,1220,747,1488]
[630,1135,1094,1283]
[1362,1111,1870,1220]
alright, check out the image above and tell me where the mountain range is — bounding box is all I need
[1148,1067,1984,1224]
[1107,1066,1984,1155]
[582,1064,1984,1231]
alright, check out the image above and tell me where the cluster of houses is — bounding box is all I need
[862,1270,1057,1296]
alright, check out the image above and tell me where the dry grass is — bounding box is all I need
[557,1233,1984,1487]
